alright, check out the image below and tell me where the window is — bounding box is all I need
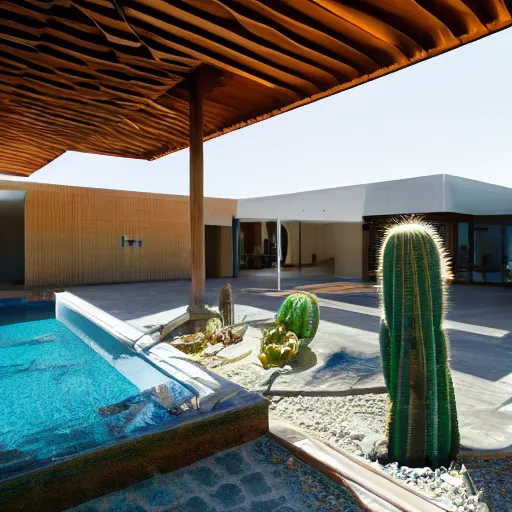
[473,224,503,283]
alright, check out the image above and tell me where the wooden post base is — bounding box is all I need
[159,307,220,343]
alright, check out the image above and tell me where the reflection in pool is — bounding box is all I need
[0,299,195,479]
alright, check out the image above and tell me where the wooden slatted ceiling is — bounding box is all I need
[0,1,511,176]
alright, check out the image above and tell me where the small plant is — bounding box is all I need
[259,324,299,369]
[170,332,206,355]
[276,291,319,348]
[205,317,222,334]
[218,284,234,326]
[379,220,459,468]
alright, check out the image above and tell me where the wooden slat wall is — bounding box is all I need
[0,180,236,287]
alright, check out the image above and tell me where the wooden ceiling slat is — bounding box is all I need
[309,1,429,60]
[327,0,459,49]
[458,0,505,25]
[234,0,381,74]
[413,0,486,37]
[136,0,356,87]
[0,0,510,176]
[479,0,512,23]
[126,7,321,96]
[204,3,361,83]
[134,24,300,96]
[282,0,413,65]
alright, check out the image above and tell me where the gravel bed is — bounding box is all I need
[269,395,509,512]
[217,360,266,389]
[375,462,483,511]
[217,360,510,511]
[270,394,387,456]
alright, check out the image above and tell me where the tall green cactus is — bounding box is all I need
[378,221,459,468]
[276,291,320,348]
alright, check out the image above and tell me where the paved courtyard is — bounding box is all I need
[69,272,512,453]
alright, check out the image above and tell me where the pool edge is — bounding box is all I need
[1,399,269,512]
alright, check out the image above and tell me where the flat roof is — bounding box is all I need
[0,2,510,176]
[237,174,512,221]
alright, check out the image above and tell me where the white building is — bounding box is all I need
[236,175,512,284]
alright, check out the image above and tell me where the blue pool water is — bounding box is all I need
[0,300,195,480]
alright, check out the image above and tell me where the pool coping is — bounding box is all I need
[56,292,152,349]
[56,292,252,413]
[1,398,269,512]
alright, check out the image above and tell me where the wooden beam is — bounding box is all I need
[189,69,205,312]
[299,221,302,272]
[277,218,281,291]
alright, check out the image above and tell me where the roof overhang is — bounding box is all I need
[1,0,511,176]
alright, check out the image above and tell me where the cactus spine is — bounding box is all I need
[378,221,459,468]
[218,283,234,326]
[275,292,320,348]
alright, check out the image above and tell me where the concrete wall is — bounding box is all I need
[0,180,236,287]
[238,186,366,222]
[363,175,445,217]
[281,221,363,278]
[237,176,447,222]
[237,175,512,221]
[0,202,24,282]
[329,223,363,278]
[282,222,330,266]
[300,224,332,264]
[444,175,512,215]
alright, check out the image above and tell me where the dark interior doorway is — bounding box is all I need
[0,191,25,287]
[266,222,288,265]
[280,224,288,264]
[205,225,222,278]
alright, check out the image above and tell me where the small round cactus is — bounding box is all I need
[259,324,299,369]
[276,291,319,348]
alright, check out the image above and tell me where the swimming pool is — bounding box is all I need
[0,299,196,480]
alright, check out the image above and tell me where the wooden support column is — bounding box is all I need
[189,70,205,312]
[298,221,302,273]
[232,217,240,278]
[277,218,281,291]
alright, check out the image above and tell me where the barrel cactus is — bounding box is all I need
[379,221,459,468]
[276,292,319,348]
[259,324,299,369]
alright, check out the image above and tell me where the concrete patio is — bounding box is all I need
[69,273,512,453]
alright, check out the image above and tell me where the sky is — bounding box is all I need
[10,27,512,199]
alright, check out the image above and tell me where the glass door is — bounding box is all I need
[473,224,503,283]
[455,222,470,282]
[504,227,512,284]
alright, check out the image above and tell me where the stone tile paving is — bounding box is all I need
[68,436,364,512]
